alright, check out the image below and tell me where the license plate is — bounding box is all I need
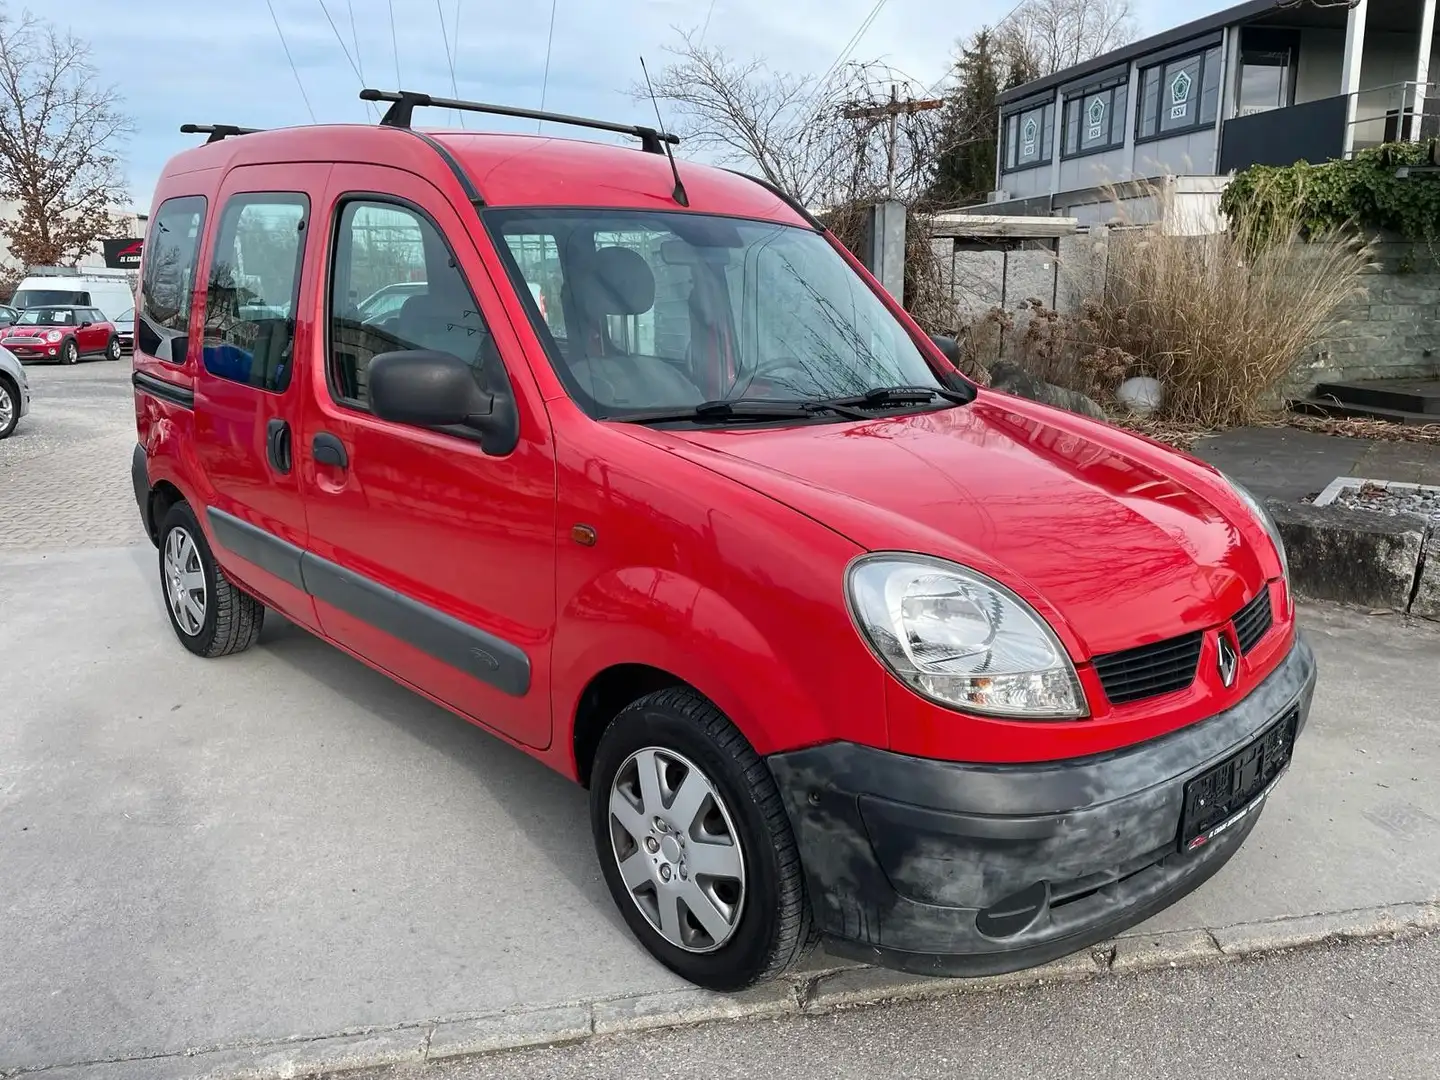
[1179,707,1298,852]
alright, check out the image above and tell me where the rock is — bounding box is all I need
[1266,499,1426,612]
[988,361,1107,420]
[1117,376,1164,416]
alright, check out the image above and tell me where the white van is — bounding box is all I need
[12,267,135,322]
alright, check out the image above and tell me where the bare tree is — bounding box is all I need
[637,31,942,209]
[998,0,1138,77]
[0,5,132,268]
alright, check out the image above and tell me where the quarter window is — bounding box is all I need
[1002,100,1056,171]
[1063,78,1129,156]
[326,199,491,412]
[202,193,307,392]
[1137,45,1222,140]
[138,195,206,364]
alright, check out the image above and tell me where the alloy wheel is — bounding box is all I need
[164,526,207,636]
[607,746,747,953]
[0,384,13,432]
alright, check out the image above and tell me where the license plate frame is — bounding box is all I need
[1179,707,1298,853]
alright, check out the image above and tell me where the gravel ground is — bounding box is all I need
[1334,481,1440,525]
[352,934,1440,1080]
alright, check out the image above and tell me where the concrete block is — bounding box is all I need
[591,982,795,1035]
[1267,500,1425,611]
[427,1005,592,1060]
[1411,528,1440,621]
[1110,928,1222,973]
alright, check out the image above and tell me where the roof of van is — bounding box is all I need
[158,125,813,228]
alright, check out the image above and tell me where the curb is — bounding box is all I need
[9,900,1437,1080]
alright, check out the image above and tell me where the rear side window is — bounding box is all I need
[326,199,490,411]
[202,193,308,393]
[139,196,206,363]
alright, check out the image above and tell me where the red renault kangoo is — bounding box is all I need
[131,92,1315,991]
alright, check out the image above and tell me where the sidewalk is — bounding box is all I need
[2,545,1439,1077]
[1193,426,1440,502]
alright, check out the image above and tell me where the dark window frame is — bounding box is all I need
[201,191,310,394]
[1136,45,1223,144]
[1001,98,1058,174]
[1062,74,1131,159]
[323,192,493,418]
[138,194,208,365]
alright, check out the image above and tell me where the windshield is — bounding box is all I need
[485,209,949,419]
[117,307,134,323]
[16,308,76,326]
[14,289,89,308]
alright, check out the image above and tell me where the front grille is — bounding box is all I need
[1232,589,1273,654]
[1093,631,1203,706]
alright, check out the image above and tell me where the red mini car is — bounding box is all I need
[130,95,1315,992]
[1,305,123,364]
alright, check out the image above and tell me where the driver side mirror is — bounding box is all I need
[80,320,93,328]
[367,344,519,456]
[928,334,963,368]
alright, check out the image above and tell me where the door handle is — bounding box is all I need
[312,431,349,469]
[266,418,292,474]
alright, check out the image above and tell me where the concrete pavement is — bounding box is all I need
[355,932,1440,1080]
[3,364,1440,1077]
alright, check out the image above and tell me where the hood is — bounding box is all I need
[642,394,1268,658]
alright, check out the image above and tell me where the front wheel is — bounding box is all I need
[589,688,815,991]
[60,339,78,365]
[0,377,18,439]
[105,336,122,361]
[158,501,265,657]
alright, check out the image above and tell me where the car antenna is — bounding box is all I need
[639,56,689,208]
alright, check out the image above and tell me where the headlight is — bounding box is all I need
[846,554,1086,720]
[44,330,62,343]
[1219,473,1288,585]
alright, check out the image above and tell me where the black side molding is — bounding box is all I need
[133,370,195,409]
[405,130,485,205]
[131,443,156,545]
[205,507,531,697]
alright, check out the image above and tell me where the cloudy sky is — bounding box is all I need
[53,0,1235,208]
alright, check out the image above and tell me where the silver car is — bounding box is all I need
[0,343,32,439]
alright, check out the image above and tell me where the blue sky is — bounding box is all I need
[52,0,1235,209]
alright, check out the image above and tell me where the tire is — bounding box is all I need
[105,336,122,361]
[60,338,78,365]
[589,688,815,991]
[0,376,17,439]
[158,501,265,658]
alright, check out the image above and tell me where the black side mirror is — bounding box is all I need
[367,347,519,456]
[80,320,93,328]
[928,334,963,367]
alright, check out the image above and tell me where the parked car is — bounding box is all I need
[1,306,123,364]
[131,98,1314,993]
[0,343,31,439]
[0,304,18,327]
[113,306,135,353]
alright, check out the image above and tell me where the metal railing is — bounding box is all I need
[1343,81,1440,153]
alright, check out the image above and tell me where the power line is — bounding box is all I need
[388,0,402,87]
[434,0,465,126]
[538,0,559,131]
[316,0,370,119]
[922,0,1028,97]
[453,0,464,73]
[699,0,718,44]
[264,0,317,123]
[801,0,890,120]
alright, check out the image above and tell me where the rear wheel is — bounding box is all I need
[105,336,122,361]
[60,339,78,365]
[0,376,17,439]
[158,501,264,657]
[589,688,815,991]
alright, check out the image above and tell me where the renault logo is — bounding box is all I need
[1217,633,1239,688]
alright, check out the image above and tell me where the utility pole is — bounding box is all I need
[841,86,944,197]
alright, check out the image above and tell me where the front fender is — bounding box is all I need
[554,566,873,764]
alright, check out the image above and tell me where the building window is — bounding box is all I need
[138,195,207,364]
[1137,45,1222,140]
[1237,28,1298,116]
[1063,77,1129,157]
[1003,100,1056,171]
[202,193,308,393]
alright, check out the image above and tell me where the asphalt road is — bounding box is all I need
[355,934,1440,1080]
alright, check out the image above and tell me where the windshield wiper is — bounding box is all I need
[615,397,873,425]
[817,384,974,410]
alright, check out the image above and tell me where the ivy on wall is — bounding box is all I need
[1220,141,1440,242]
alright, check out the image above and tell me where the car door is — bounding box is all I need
[190,164,330,631]
[297,165,557,750]
[82,309,107,353]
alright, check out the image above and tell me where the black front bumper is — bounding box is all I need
[767,634,1317,977]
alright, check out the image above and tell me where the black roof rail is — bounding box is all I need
[359,88,678,156]
[181,123,264,144]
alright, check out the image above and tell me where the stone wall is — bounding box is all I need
[1290,240,1440,390]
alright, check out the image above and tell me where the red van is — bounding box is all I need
[131,92,1315,992]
